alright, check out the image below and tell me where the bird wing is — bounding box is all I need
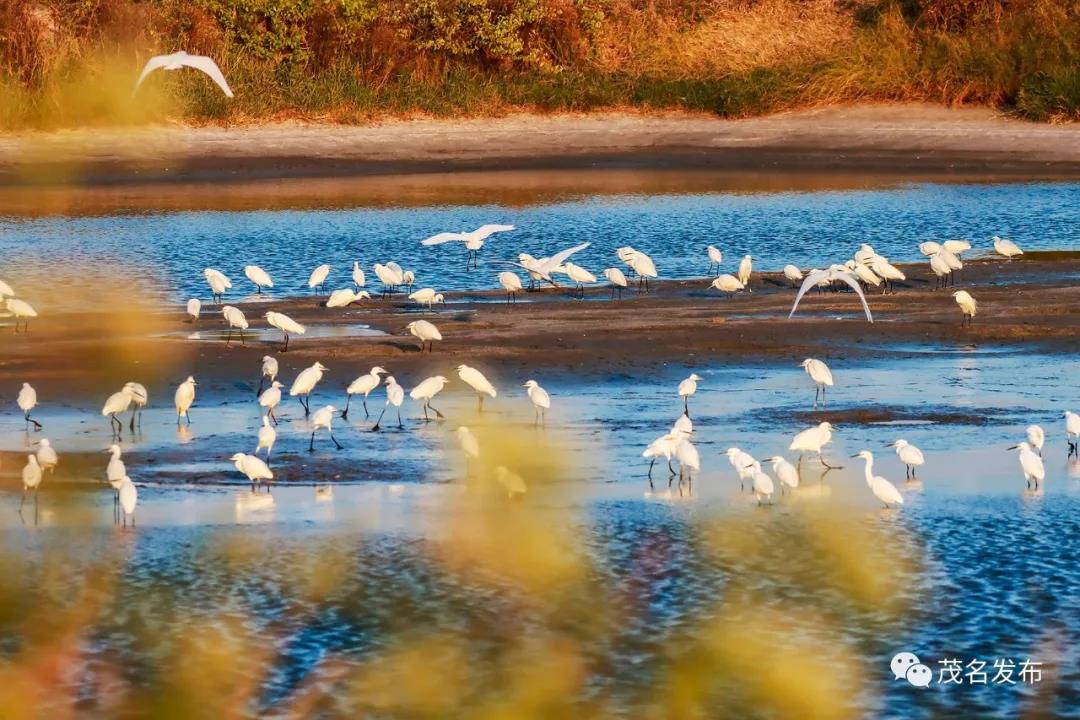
[539,242,591,276]
[788,269,831,319]
[180,54,234,97]
[472,224,515,240]
[831,271,874,323]
[489,260,558,286]
[421,232,467,246]
[133,54,176,94]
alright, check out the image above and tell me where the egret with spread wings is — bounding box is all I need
[421,224,515,269]
[134,51,234,97]
[789,265,874,323]
[491,242,591,288]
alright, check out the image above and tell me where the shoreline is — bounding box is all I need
[5,104,1080,187]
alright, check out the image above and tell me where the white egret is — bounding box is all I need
[6,298,37,332]
[523,380,550,425]
[498,271,523,303]
[790,422,839,469]
[678,373,701,417]
[562,262,597,298]
[890,439,925,479]
[725,447,756,491]
[929,252,952,290]
[707,246,723,275]
[993,236,1023,259]
[406,320,442,352]
[495,242,591,288]
[258,355,279,396]
[671,413,693,435]
[852,450,904,508]
[307,264,331,292]
[845,260,882,289]
[1026,425,1045,457]
[35,438,58,473]
[919,241,942,257]
[186,298,201,322]
[352,261,366,289]
[752,469,775,505]
[232,452,274,492]
[421,224,515,269]
[801,358,834,407]
[372,376,405,431]
[134,51,234,97]
[373,263,404,297]
[1007,441,1045,489]
[628,251,658,292]
[221,305,249,345]
[942,239,971,256]
[326,288,370,308]
[408,288,444,311]
[124,382,148,430]
[402,270,415,290]
[854,243,877,263]
[203,268,231,304]
[105,444,126,516]
[1065,411,1080,457]
[789,266,873,323]
[457,426,480,467]
[309,405,343,451]
[737,255,753,291]
[457,364,497,412]
[675,437,700,490]
[17,382,41,430]
[20,455,42,512]
[102,385,136,436]
[243,265,273,294]
[495,466,527,498]
[265,311,305,352]
[259,381,284,424]
[410,375,449,421]
[953,290,977,327]
[0,279,13,297]
[603,268,628,299]
[711,274,745,297]
[783,265,804,286]
[118,476,138,527]
[766,456,799,494]
[644,431,682,485]
[256,416,276,462]
[174,376,197,425]
[290,361,328,417]
[867,255,905,294]
[344,366,387,419]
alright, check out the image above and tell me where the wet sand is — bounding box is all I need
[5,104,1080,186]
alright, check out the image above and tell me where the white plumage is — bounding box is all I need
[1010,442,1045,488]
[232,452,274,491]
[308,264,332,290]
[993,236,1023,258]
[457,364,497,412]
[256,416,276,460]
[344,366,387,418]
[406,320,442,351]
[174,376,197,423]
[1026,425,1045,456]
[134,51,234,97]
[410,375,449,421]
[523,379,550,424]
[711,274,745,296]
[953,290,977,327]
[243,265,273,292]
[186,298,201,321]
[265,311,305,351]
[891,439,925,479]
[789,265,873,323]
[35,438,58,472]
[853,451,904,508]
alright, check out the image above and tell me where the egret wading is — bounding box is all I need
[308,264,331,293]
[410,375,449,421]
[309,405,343,451]
[265,311,305,352]
[457,365,497,412]
[256,416,276,463]
[7,298,38,332]
[1064,411,1080,457]
[243,265,273,294]
[678,373,701,417]
[203,268,231,304]
[221,305,249,345]
[18,382,42,430]
[1008,442,1045,489]
[259,381,284,424]
[372,376,405,431]
[890,439,925,479]
[118,477,138,527]
[523,380,550,425]
[707,246,723,275]
[20,455,42,512]
[766,456,800,494]
[102,385,136,437]
[232,452,273,493]
[352,262,366,290]
[1026,425,1045,457]
[852,451,904,508]
[124,382,148,430]
[801,358,834,408]
[344,366,387,419]
[34,438,57,474]
[456,426,480,474]
[790,422,840,470]
[105,444,126,520]
[290,362,327,417]
[174,376,197,425]
[258,355,278,397]
[737,255,753,291]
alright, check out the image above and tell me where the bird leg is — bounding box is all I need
[329,429,343,450]
[24,412,42,431]
[299,395,310,417]
[397,407,403,429]
[372,406,387,431]
[186,411,192,425]
[818,453,842,470]
[129,410,136,432]
[647,458,656,482]
[478,395,484,413]
[226,327,233,346]
[342,396,352,419]
[239,328,246,346]
[257,376,266,397]
[309,431,316,452]
[19,490,25,510]
[269,407,278,425]
[428,401,445,419]
[422,403,429,421]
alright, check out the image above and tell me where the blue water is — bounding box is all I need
[2,181,1079,306]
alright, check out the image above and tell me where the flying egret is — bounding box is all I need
[373,263,404,298]
[1007,442,1045,489]
[221,305,249,345]
[6,298,37,332]
[102,385,136,437]
[495,466,527,499]
[243,265,273,294]
[203,268,231,304]
[422,224,515,269]
[265,311,305,351]
[352,262,366,290]
[17,382,41,430]
[752,469,775,505]
[105,444,126,517]
[186,298,201,322]
[0,279,13,297]
[410,375,449,421]
[725,448,756,491]
[603,268,628,299]
[890,439,925,479]
[801,358,834,408]
[344,366,387,419]
[953,290,977,327]
[783,265,804,286]
[134,51,234,97]
[326,288,370,308]
[993,236,1023,259]
[372,376,405,431]
[707,246,723,275]
[919,241,942,257]
[494,242,591,288]
[711,274,745,298]
[852,450,904,508]
[523,380,550,426]
[1065,411,1080,457]
[308,264,331,292]
[232,452,274,492]
[35,438,58,473]
[290,361,327,417]
[457,365,497,412]
[789,266,873,322]
[766,456,799,494]
[174,376,196,425]
[118,476,138,527]
[20,455,42,512]
[256,416,276,463]
[1026,425,1045,457]
[406,320,442,352]
[498,272,523,303]
[259,381,284,424]
[309,405,343,451]
[562,262,597,299]
[408,288,444,311]
[790,422,839,469]
[456,427,480,474]
[737,255,753,291]
[678,373,701,417]
[258,355,278,396]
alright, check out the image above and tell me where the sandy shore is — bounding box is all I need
[5,104,1080,185]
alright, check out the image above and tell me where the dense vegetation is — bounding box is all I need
[2,0,1079,128]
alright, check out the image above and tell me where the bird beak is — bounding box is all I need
[849,453,860,458]
[1007,445,1018,450]
[742,463,756,470]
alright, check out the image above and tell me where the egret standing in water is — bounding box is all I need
[290,362,328,417]
[174,376,197,425]
[752,468,775,505]
[35,438,58,473]
[7,298,38,332]
[766,456,799,494]
[243,265,274,294]
[790,422,839,469]
[890,439,925,479]
[852,450,904,508]
[457,365,497,412]
[1026,425,1045,457]
[124,382,148,431]
[801,358,834,408]
[410,375,449,421]
[232,452,273,492]
[20,455,42,512]
[258,355,278,396]
[203,268,231,304]
[102,384,136,437]
[265,311,305,352]
[308,264,331,292]
[456,426,480,474]
[678,373,701,417]
[344,366,387,419]
[421,224,515,269]
[18,382,42,430]
[118,476,138,527]
[523,380,550,425]
[309,405,343,451]
[498,272,523,303]
[725,447,756,491]
[1064,411,1080,457]
[105,444,126,519]
[372,376,405,431]
[255,416,276,463]
[259,381,284,424]
[406,320,442,352]
[1007,442,1045,489]
[221,305,249,345]
[707,246,723,275]
[953,290,977,327]
[603,268,628,299]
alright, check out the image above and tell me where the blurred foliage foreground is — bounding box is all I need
[0,426,921,718]
[1,0,1080,128]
